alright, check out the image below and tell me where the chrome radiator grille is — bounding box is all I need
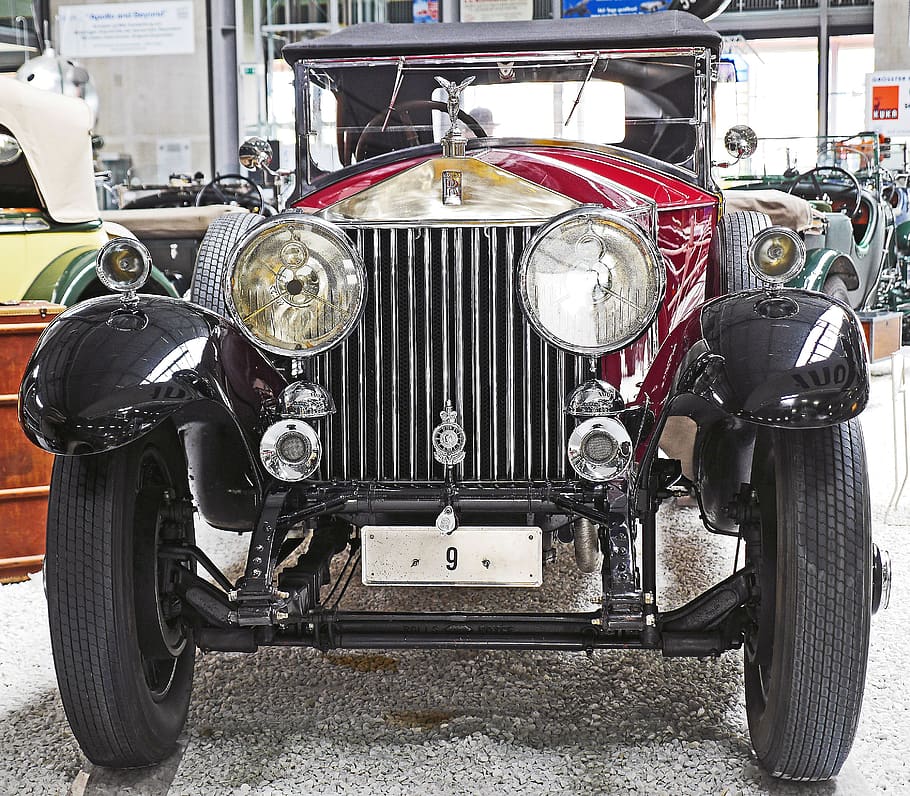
[310,225,586,482]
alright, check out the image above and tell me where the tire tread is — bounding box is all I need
[190,212,264,316]
[751,419,871,781]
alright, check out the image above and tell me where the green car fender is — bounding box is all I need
[785,247,858,293]
[896,218,910,256]
[22,245,179,305]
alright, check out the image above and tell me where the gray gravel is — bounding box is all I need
[0,371,907,795]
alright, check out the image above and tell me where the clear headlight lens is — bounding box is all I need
[747,226,806,284]
[96,237,151,292]
[0,134,22,166]
[226,216,365,357]
[518,208,665,355]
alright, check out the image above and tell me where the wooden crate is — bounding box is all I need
[0,302,63,583]
[858,311,903,363]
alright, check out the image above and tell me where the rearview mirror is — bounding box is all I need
[239,137,273,172]
[724,125,758,160]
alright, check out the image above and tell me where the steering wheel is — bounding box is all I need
[785,166,862,218]
[194,173,264,211]
[353,100,488,163]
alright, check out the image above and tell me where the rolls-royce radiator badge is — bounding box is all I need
[432,401,467,467]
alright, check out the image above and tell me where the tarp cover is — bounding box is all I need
[724,189,825,234]
[0,77,98,224]
[100,205,248,239]
[284,13,722,63]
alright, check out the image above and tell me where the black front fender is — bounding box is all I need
[19,296,287,531]
[676,289,869,427]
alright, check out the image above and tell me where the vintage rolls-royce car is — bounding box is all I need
[19,14,890,782]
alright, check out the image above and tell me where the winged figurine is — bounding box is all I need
[435,75,475,132]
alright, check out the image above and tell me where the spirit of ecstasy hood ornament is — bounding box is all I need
[435,75,474,158]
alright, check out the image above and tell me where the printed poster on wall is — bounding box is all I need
[563,0,667,17]
[461,0,533,23]
[58,1,195,58]
[561,0,730,19]
[413,0,439,22]
[866,71,910,135]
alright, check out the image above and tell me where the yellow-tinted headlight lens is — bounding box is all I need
[96,238,152,292]
[747,226,806,284]
[226,216,366,357]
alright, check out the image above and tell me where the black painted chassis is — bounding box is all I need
[168,453,756,659]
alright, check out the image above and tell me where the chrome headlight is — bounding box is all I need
[747,226,806,284]
[518,208,665,356]
[0,133,22,166]
[226,216,366,357]
[96,238,151,293]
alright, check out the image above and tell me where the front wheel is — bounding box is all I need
[46,426,196,767]
[745,419,871,781]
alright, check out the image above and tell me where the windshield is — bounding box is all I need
[296,50,702,183]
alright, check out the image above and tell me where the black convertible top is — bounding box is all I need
[283,12,721,63]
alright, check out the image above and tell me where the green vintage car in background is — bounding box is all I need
[721,131,895,308]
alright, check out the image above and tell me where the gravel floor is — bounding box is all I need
[0,371,907,795]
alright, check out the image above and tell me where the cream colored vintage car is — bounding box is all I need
[1,77,243,303]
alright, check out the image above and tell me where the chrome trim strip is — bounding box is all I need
[557,353,566,479]
[490,226,500,479]
[293,46,709,69]
[454,227,465,452]
[356,229,366,480]
[522,226,533,477]
[373,228,382,475]
[341,335,349,479]
[471,226,482,479]
[441,227,450,401]
[407,228,417,481]
[390,227,400,479]
[506,226,515,479]
[323,335,333,477]
[542,337,549,474]
[423,228,433,479]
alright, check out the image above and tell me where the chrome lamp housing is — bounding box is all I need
[224,215,366,357]
[518,207,666,356]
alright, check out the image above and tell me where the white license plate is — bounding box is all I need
[361,526,542,587]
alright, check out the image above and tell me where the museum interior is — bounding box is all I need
[0,0,908,793]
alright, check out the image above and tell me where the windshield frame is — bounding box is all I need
[292,45,714,194]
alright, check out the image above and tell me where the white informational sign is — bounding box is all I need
[865,71,910,135]
[58,2,195,58]
[460,0,533,23]
[156,138,191,183]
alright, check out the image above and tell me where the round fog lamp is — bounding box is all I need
[747,226,806,285]
[277,431,311,464]
[260,420,321,482]
[567,417,633,482]
[96,237,152,293]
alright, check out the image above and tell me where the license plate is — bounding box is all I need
[361,526,542,587]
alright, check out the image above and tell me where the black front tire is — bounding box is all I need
[46,426,195,767]
[745,419,871,781]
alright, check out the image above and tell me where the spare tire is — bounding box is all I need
[714,209,772,295]
[190,211,264,316]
